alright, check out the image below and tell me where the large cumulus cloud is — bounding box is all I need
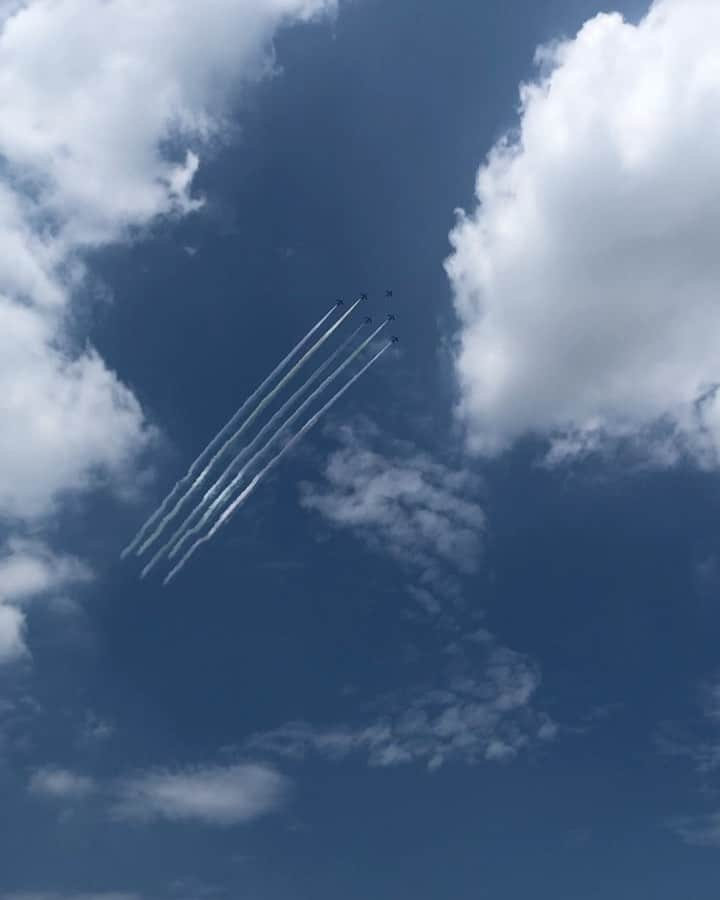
[446,0,720,465]
[0,0,335,525]
[0,0,334,663]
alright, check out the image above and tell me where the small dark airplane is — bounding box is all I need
[385,290,393,298]
[391,336,399,344]
[335,298,344,307]
[360,293,368,301]
[363,316,373,324]
[386,313,396,321]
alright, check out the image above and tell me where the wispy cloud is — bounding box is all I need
[248,638,555,771]
[658,676,720,775]
[111,764,287,826]
[0,693,41,760]
[291,421,554,770]
[28,762,288,828]
[659,673,720,846]
[672,813,720,848]
[29,767,96,800]
[79,712,115,746]
[301,420,485,580]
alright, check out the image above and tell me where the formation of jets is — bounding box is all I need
[337,289,393,305]
[335,292,398,341]
[123,289,400,582]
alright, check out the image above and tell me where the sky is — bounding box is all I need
[2,0,720,897]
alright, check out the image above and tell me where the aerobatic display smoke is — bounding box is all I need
[164,340,394,585]
[122,295,396,584]
[140,321,370,577]
[165,318,390,568]
[135,298,363,557]
[121,302,339,559]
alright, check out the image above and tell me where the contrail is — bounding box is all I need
[141,322,370,576]
[120,301,340,560]
[163,339,394,586]
[135,297,365,558]
[159,318,390,575]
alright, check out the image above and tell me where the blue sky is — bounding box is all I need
[2,0,720,897]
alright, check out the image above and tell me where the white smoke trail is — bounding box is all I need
[121,302,339,559]
[140,322,369,577]
[163,339,393,585]
[136,297,364,557]
[161,319,389,574]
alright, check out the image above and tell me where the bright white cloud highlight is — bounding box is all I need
[0,539,92,603]
[0,539,92,663]
[0,0,335,523]
[0,301,151,521]
[112,763,287,825]
[447,0,720,464]
[0,0,334,246]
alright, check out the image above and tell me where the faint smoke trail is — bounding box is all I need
[161,318,390,574]
[141,322,369,576]
[136,297,364,558]
[121,301,340,559]
[164,340,394,585]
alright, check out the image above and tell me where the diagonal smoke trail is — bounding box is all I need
[121,301,340,559]
[136,297,365,558]
[163,339,394,585]
[141,321,370,576]
[158,319,390,576]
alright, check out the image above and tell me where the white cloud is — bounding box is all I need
[294,423,556,769]
[658,675,720,776]
[0,0,335,524]
[0,693,41,758]
[0,539,92,603]
[0,539,93,663]
[248,641,555,771]
[0,0,335,669]
[0,605,26,665]
[111,763,287,826]
[446,0,720,465]
[0,296,151,522]
[673,813,720,848]
[28,760,288,826]
[28,767,96,799]
[659,674,720,846]
[80,712,115,745]
[301,422,486,576]
[0,0,334,247]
